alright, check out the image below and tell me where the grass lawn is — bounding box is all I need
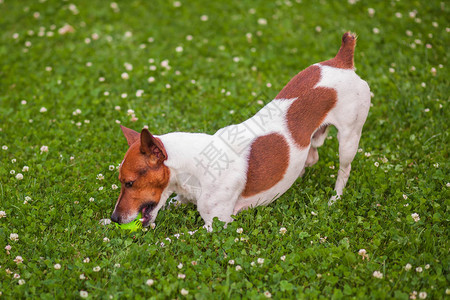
[0,0,448,298]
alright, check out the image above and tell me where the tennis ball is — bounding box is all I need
[115,212,143,231]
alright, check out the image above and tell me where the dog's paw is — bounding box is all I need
[165,195,187,210]
[328,195,340,206]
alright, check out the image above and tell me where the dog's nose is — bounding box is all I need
[110,212,121,224]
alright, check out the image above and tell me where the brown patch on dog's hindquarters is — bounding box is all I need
[276,65,337,148]
[242,133,290,197]
[321,32,357,69]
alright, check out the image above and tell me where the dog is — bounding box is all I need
[110,32,371,231]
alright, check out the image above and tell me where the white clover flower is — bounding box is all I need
[124,62,133,71]
[257,258,264,264]
[22,166,29,172]
[54,263,61,270]
[280,255,286,261]
[403,194,408,200]
[405,263,412,271]
[279,227,287,235]
[358,249,367,256]
[373,28,380,34]
[121,72,129,80]
[16,173,23,180]
[97,174,104,180]
[111,184,118,190]
[40,107,47,113]
[177,273,186,279]
[80,291,88,298]
[146,279,154,286]
[136,89,144,97]
[148,76,155,83]
[175,46,183,53]
[79,273,86,280]
[228,260,235,265]
[83,257,90,263]
[411,213,420,222]
[5,245,11,250]
[173,1,181,7]
[0,211,6,218]
[160,59,170,69]
[311,211,318,216]
[40,145,48,153]
[2,145,8,150]
[108,165,115,171]
[264,291,272,298]
[93,266,101,272]
[180,288,189,296]
[424,264,430,269]
[236,228,243,234]
[200,15,208,21]
[372,271,383,279]
[10,233,19,241]
[89,197,94,202]
[103,237,110,242]
[18,279,25,285]
[235,265,242,271]
[368,8,375,17]
[418,292,427,299]
[177,263,183,269]
[374,162,379,167]
[416,266,422,273]
[257,18,267,25]
[14,256,23,264]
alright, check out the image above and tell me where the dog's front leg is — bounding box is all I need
[165,194,189,210]
[197,189,241,232]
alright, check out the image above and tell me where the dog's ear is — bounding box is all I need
[140,128,168,163]
[120,125,140,147]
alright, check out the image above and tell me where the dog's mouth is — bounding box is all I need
[139,202,156,227]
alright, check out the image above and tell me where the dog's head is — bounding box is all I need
[110,126,170,227]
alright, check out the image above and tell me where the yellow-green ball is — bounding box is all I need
[115,212,143,231]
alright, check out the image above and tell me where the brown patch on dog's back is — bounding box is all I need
[276,65,337,148]
[242,133,289,197]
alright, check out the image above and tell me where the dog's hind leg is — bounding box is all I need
[305,125,330,168]
[328,128,362,205]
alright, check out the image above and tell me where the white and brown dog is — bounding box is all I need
[111,32,371,231]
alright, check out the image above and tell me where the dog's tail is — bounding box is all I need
[321,32,357,69]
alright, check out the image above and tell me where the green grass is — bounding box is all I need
[0,0,449,298]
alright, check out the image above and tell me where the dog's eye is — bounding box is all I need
[125,181,134,188]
